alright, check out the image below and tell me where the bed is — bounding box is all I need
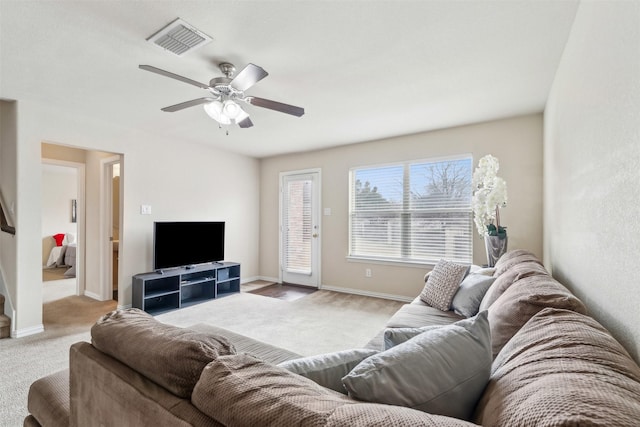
[45,233,77,278]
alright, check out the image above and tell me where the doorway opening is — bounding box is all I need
[41,161,85,302]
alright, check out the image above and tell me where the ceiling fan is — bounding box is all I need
[139,62,305,129]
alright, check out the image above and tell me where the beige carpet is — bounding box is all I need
[0,288,403,426]
[0,294,117,426]
[42,267,69,282]
[156,290,404,356]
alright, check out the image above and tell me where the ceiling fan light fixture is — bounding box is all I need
[141,62,304,129]
[234,108,249,124]
[222,100,241,119]
[204,100,230,125]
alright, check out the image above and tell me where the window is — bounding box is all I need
[349,156,473,265]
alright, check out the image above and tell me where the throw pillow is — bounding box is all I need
[451,274,496,318]
[52,233,65,246]
[383,325,442,350]
[192,354,352,426]
[91,308,236,398]
[342,311,491,421]
[278,348,378,394]
[419,259,470,311]
[469,265,496,276]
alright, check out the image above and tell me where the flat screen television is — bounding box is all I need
[153,221,225,270]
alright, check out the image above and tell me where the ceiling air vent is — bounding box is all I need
[147,18,212,56]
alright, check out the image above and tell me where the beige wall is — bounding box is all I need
[261,114,543,300]
[544,1,640,361]
[7,100,261,335]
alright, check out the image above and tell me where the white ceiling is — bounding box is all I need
[0,1,579,158]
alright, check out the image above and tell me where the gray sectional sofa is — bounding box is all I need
[25,249,640,426]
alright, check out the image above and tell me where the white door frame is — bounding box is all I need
[279,169,321,288]
[41,159,85,296]
[101,155,122,303]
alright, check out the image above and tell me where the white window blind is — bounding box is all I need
[283,177,313,274]
[349,156,473,264]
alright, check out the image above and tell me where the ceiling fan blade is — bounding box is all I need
[161,97,215,112]
[230,63,268,92]
[139,65,210,90]
[237,117,254,128]
[247,97,305,117]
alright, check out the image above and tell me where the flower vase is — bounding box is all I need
[484,234,508,267]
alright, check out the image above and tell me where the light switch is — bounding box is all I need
[140,205,152,215]
[324,208,332,216]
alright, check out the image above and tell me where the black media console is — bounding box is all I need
[132,262,240,315]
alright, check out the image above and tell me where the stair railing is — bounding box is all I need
[0,192,15,235]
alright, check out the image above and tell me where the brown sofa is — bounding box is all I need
[25,250,640,426]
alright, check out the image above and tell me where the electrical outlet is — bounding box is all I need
[365,268,372,278]
[140,204,152,215]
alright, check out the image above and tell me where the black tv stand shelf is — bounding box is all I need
[132,262,240,315]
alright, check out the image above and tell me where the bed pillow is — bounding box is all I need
[55,246,68,267]
[52,233,65,246]
[278,348,378,394]
[342,311,491,421]
[419,259,470,311]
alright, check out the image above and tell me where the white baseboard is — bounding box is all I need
[83,290,102,300]
[319,285,413,303]
[117,303,131,310]
[12,324,45,338]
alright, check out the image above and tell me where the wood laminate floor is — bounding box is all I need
[248,282,317,301]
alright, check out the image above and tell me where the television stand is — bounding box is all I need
[132,262,240,315]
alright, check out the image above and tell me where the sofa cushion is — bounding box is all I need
[451,273,496,318]
[190,323,301,364]
[419,259,470,311]
[90,308,235,398]
[27,369,70,427]
[487,275,587,358]
[479,261,548,311]
[69,342,222,427]
[326,403,480,426]
[492,249,543,277]
[342,311,491,421]
[386,303,464,329]
[278,348,378,394]
[475,308,640,426]
[192,354,352,426]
